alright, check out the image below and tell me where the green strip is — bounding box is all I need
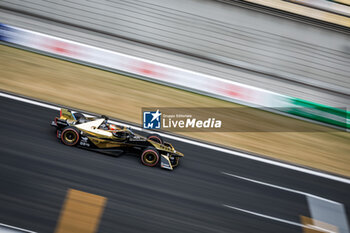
[285,97,349,129]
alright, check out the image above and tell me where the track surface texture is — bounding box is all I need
[0,96,349,233]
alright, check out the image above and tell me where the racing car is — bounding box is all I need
[51,109,183,170]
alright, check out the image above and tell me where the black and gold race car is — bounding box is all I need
[51,109,183,170]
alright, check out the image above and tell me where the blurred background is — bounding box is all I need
[0,0,350,232]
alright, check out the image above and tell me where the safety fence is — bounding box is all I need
[0,24,348,130]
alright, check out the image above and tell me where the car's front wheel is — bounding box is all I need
[61,127,80,146]
[147,134,163,144]
[141,147,160,167]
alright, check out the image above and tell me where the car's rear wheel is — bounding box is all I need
[147,134,163,144]
[141,147,160,167]
[61,127,80,146]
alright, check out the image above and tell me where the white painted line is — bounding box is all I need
[1,91,350,185]
[0,92,60,111]
[0,223,36,233]
[224,204,304,227]
[223,205,335,233]
[222,172,340,205]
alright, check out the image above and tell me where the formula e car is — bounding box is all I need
[51,109,183,170]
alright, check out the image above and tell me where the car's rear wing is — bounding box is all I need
[60,108,75,120]
[51,108,75,128]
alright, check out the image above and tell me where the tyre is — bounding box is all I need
[56,130,61,139]
[61,127,80,146]
[147,134,163,144]
[141,147,160,167]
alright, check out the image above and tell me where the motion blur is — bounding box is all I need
[0,0,349,232]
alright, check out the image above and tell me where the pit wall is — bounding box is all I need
[1,24,348,130]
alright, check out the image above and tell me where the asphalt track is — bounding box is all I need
[0,95,349,233]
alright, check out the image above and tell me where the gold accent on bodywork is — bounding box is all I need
[149,140,172,152]
[175,151,184,157]
[88,136,125,149]
[60,108,75,121]
[164,142,174,150]
[148,140,184,157]
[161,154,173,170]
[82,130,114,139]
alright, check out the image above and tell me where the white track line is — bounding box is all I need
[0,93,60,111]
[0,223,36,233]
[222,172,340,204]
[223,205,335,233]
[1,91,350,185]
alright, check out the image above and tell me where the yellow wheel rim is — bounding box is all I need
[64,131,77,143]
[144,152,157,164]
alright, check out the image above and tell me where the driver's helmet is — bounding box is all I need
[109,124,118,131]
